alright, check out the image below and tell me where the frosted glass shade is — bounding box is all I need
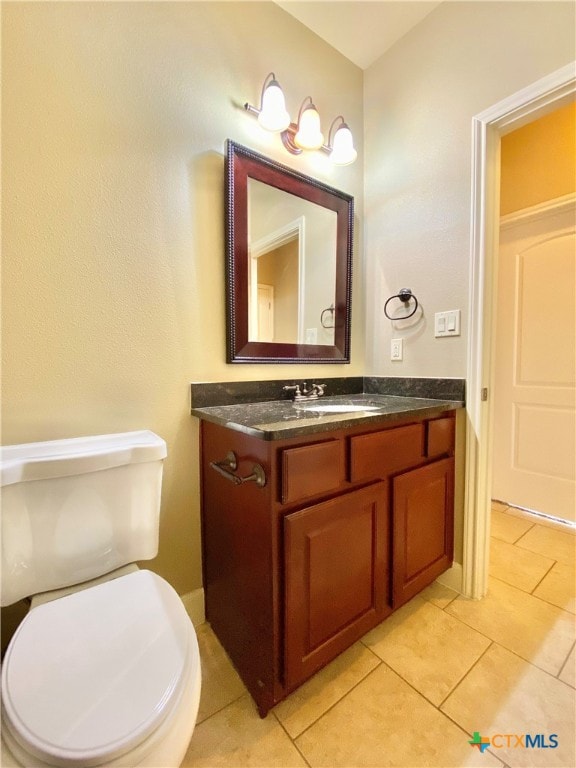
[330,123,357,165]
[258,81,291,132]
[294,105,324,150]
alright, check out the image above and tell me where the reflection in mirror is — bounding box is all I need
[225,140,354,363]
[248,179,337,345]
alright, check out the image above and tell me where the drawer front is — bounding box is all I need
[282,440,345,504]
[350,424,424,481]
[426,417,455,458]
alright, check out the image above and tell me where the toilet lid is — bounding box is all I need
[1,570,192,767]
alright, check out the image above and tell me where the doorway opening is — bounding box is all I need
[464,62,576,599]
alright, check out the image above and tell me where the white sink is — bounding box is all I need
[296,403,380,413]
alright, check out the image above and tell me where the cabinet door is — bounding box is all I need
[284,482,390,690]
[392,458,454,607]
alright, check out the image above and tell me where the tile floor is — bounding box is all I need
[182,503,575,768]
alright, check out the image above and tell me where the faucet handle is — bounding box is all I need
[314,383,326,396]
[283,384,302,400]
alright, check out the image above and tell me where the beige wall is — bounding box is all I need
[500,101,576,215]
[364,0,575,377]
[1,1,364,617]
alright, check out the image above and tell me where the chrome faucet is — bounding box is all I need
[283,382,326,402]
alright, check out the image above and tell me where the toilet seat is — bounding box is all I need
[1,570,192,767]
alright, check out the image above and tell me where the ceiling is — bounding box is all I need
[275,1,442,70]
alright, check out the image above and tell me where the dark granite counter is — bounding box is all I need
[191,393,463,440]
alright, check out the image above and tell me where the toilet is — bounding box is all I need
[0,431,201,768]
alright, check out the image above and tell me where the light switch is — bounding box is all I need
[435,310,461,337]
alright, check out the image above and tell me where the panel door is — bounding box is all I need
[284,482,390,690]
[493,202,575,521]
[393,458,454,607]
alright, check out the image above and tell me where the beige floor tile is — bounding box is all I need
[489,537,554,592]
[419,579,460,609]
[446,577,575,675]
[533,560,576,614]
[274,641,380,739]
[491,500,510,513]
[362,596,491,706]
[442,643,576,767]
[195,623,246,723]
[559,644,575,688]
[295,664,503,767]
[516,524,576,564]
[499,506,576,533]
[182,694,307,768]
[490,508,534,543]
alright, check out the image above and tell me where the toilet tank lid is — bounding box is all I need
[1,430,167,487]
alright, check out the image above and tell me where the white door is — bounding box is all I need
[492,198,576,522]
[257,284,274,342]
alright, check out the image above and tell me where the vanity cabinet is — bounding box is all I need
[199,411,456,716]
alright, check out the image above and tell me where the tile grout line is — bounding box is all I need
[489,572,575,616]
[436,640,495,711]
[556,638,576,685]
[285,657,385,741]
[195,690,248,727]
[271,711,312,768]
[529,557,558,596]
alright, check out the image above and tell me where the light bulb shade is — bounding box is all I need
[258,80,291,132]
[294,104,324,150]
[330,123,357,165]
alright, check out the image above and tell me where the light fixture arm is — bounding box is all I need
[326,115,346,149]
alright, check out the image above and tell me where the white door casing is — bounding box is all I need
[465,61,576,599]
[492,197,575,521]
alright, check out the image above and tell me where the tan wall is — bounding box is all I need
[1,0,364,627]
[500,101,576,215]
[364,0,575,377]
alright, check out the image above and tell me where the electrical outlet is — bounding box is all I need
[391,338,403,361]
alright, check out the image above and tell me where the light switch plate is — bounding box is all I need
[435,310,461,337]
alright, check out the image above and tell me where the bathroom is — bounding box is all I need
[1,2,575,766]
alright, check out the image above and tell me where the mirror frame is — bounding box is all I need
[225,140,354,363]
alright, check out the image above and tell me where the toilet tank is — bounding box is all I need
[0,431,167,606]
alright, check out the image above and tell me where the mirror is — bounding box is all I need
[225,140,353,363]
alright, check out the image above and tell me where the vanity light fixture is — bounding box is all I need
[326,115,357,166]
[254,72,291,132]
[243,73,357,165]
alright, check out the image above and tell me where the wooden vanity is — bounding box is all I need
[196,398,458,716]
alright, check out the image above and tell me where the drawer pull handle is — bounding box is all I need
[210,451,266,488]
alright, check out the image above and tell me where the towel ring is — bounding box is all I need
[320,304,335,329]
[384,289,419,320]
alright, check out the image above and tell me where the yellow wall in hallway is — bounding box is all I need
[500,101,576,215]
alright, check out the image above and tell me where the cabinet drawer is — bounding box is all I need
[426,417,455,458]
[350,424,423,481]
[281,440,345,504]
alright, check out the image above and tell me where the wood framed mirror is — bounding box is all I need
[225,140,353,363]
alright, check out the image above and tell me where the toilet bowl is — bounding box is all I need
[1,569,201,768]
[0,432,202,767]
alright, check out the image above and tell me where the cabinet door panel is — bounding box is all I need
[284,482,390,690]
[393,458,454,607]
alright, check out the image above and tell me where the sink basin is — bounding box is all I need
[296,403,380,414]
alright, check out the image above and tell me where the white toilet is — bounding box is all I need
[0,431,201,768]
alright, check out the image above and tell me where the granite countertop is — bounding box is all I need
[191,393,463,440]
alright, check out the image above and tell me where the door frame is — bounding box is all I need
[464,61,576,599]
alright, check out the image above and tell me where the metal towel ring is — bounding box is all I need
[384,289,419,320]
